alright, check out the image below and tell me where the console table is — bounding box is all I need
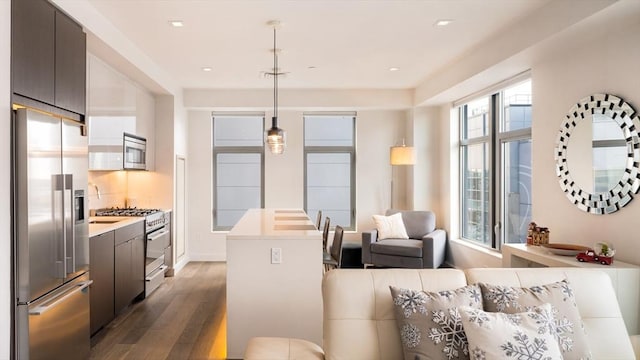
[226,209,323,359]
[502,243,640,335]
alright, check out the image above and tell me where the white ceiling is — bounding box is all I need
[86,0,552,90]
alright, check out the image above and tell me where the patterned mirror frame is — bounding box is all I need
[555,93,640,214]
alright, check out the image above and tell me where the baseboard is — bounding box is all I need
[189,252,227,262]
[172,256,189,274]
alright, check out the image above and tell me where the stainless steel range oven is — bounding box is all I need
[144,211,170,296]
[94,208,170,296]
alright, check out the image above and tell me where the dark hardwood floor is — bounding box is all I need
[90,262,227,360]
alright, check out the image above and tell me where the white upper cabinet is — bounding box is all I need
[135,87,155,171]
[87,54,155,170]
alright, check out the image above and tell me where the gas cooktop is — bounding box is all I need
[94,207,161,217]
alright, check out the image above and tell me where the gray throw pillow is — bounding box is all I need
[389,284,483,360]
[479,280,592,360]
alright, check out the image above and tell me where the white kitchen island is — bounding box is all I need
[226,209,323,359]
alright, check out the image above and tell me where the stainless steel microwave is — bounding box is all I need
[123,133,147,170]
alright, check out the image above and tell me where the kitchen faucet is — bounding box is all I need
[88,182,101,199]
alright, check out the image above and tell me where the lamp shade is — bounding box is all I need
[390,145,416,165]
[266,118,286,154]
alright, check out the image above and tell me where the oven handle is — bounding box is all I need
[148,229,170,241]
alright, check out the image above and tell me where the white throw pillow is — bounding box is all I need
[459,303,563,360]
[373,213,409,239]
[479,280,591,359]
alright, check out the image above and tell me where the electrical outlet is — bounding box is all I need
[271,248,282,264]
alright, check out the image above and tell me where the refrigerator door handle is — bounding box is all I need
[64,174,75,274]
[53,174,65,279]
[28,280,93,315]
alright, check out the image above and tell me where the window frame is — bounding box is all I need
[211,114,265,231]
[458,76,532,250]
[459,96,495,246]
[302,113,357,231]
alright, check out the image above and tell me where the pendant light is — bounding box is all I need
[265,20,286,154]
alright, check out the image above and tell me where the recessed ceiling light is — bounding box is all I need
[434,19,453,26]
[169,20,184,27]
[435,19,453,27]
[389,67,400,72]
[308,66,317,70]
[202,67,212,72]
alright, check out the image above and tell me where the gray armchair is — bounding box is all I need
[361,210,446,269]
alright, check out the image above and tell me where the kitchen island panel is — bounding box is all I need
[226,209,322,359]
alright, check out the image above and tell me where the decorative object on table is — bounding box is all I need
[554,93,640,215]
[595,242,615,257]
[576,242,615,265]
[541,243,590,256]
[526,221,549,245]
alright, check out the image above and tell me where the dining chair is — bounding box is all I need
[315,210,323,230]
[321,217,330,252]
[323,225,344,271]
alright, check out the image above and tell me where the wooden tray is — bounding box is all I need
[540,243,590,256]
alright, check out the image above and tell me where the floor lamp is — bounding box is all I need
[390,139,416,209]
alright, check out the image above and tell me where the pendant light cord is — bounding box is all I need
[273,26,278,120]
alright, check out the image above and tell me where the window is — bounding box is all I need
[459,78,532,249]
[212,114,265,230]
[304,114,356,230]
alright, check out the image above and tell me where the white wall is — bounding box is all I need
[410,106,443,216]
[438,1,640,267]
[531,7,640,265]
[1,0,11,356]
[187,107,408,260]
[264,111,305,208]
[356,110,410,234]
[187,110,225,261]
[172,92,189,271]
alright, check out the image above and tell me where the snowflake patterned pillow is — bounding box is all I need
[479,280,591,360]
[458,303,563,360]
[389,284,483,360]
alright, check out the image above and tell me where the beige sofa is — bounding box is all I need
[245,267,638,359]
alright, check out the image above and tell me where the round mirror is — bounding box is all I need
[555,93,640,214]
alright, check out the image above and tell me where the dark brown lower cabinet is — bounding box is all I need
[90,232,115,335]
[114,222,144,314]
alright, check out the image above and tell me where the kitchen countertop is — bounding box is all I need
[89,216,144,237]
[227,208,321,241]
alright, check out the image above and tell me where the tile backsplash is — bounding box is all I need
[88,171,128,209]
[88,170,163,211]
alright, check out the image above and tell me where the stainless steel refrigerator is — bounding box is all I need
[13,108,91,360]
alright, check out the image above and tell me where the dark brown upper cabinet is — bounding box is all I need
[12,0,86,116]
[11,0,56,106]
[55,11,86,115]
